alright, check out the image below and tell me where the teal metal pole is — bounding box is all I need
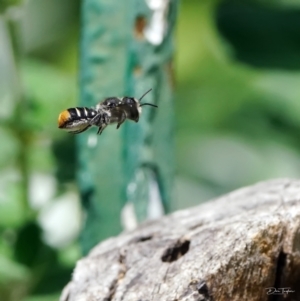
[78,0,177,254]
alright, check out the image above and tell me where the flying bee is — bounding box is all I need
[58,88,157,135]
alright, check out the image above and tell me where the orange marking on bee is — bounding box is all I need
[58,110,71,128]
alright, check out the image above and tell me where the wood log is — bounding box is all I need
[60,179,300,301]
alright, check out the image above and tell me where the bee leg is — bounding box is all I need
[103,113,110,125]
[90,114,101,126]
[97,124,107,135]
[97,126,103,135]
[90,111,109,125]
[116,112,127,129]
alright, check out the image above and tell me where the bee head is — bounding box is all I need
[126,89,157,121]
[122,97,137,106]
[119,97,141,121]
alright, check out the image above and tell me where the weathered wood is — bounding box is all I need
[60,179,300,301]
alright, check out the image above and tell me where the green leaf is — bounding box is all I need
[20,59,76,134]
[0,253,29,283]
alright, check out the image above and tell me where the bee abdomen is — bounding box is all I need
[58,107,97,128]
[68,107,96,119]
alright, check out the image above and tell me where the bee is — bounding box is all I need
[58,89,157,135]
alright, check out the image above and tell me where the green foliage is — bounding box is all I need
[0,0,22,13]
[0,1,80,300]
[20,59,76,134]
[174,0,300,209]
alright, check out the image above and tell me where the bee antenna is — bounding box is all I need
[140,103,158,108]
[138,89,157,108]
[139,88,152,102]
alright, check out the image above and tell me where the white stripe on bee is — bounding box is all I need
[84,108,88,117]
[75,108,81,117]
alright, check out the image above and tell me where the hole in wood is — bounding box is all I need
[161,238,190,262]
[134,15,146,40]
[136,235,153,242]
[271,251,287,298]
[197,280,209,296]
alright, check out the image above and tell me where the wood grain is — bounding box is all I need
[61,179,300,301]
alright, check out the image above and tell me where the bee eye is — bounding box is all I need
[123,97,135,105]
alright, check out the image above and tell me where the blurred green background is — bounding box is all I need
[1,0,300,300]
